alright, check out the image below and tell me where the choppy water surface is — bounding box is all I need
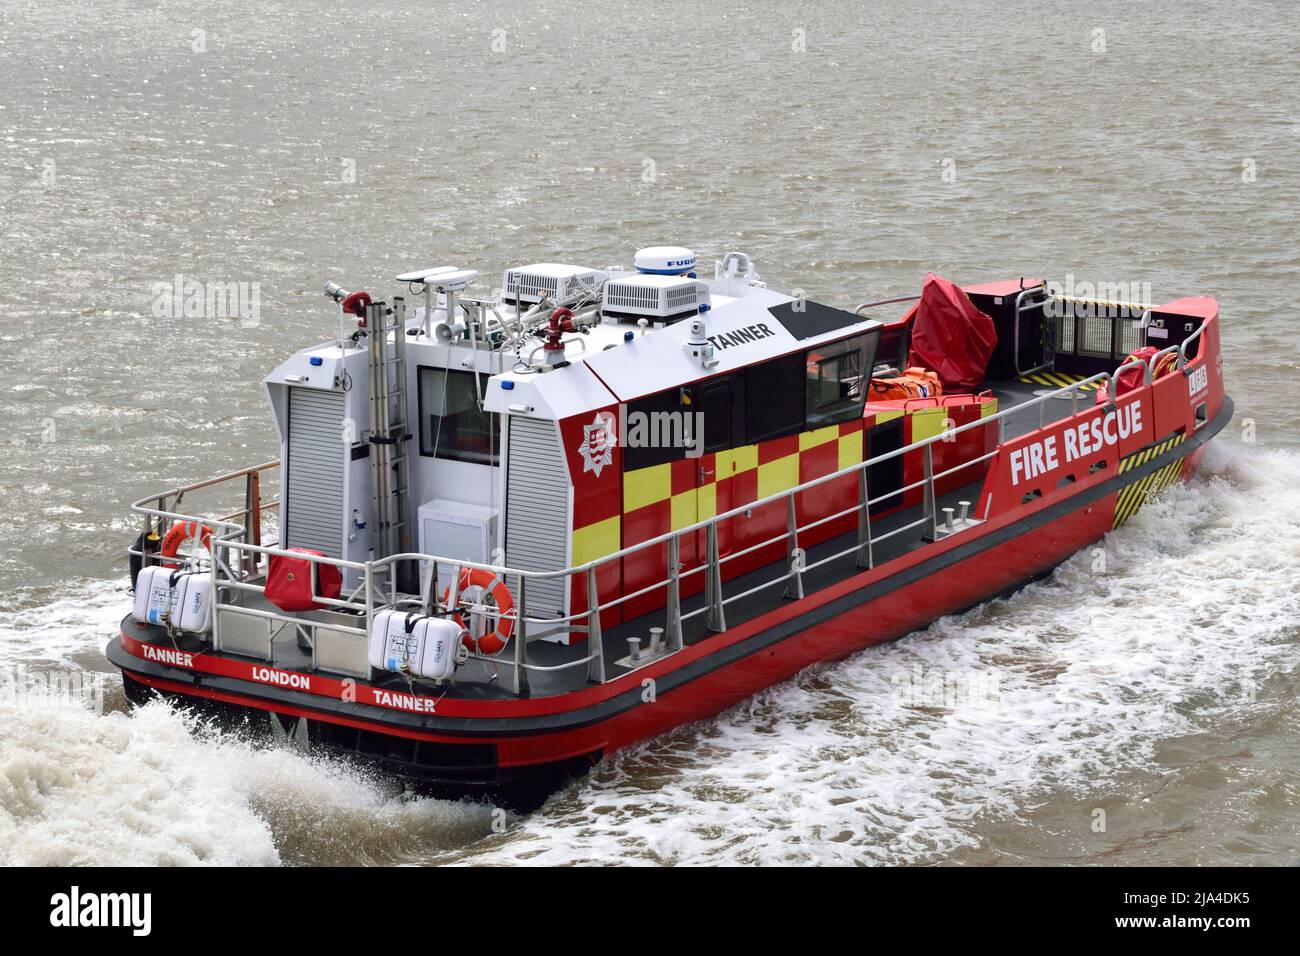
[1,0,1297,865]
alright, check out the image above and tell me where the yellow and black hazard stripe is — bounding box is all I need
[1117,433,1187,475]
[1112,433,1188,527]
[1017,371,1101,391]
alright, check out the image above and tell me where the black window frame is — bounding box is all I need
[416,366,500,466]
[804,333,873,429]
[619,328,880,472]
[743,351,806,444]
[622,388,694,472]
[622,373,748,471]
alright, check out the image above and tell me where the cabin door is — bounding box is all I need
[696,377,743,557]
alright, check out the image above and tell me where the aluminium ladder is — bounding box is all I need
[365,298,412,564]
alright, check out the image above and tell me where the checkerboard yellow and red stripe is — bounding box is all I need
[560,394,999,630]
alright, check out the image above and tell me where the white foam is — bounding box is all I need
[0,578,129,668]
[463,441,1300,865]
[0,585,494,867]
[0,695,495,866]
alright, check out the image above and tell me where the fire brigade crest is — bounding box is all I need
[577,413,617,477]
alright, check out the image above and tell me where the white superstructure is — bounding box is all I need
[261,244,882,631]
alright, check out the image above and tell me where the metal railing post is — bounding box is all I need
[140,512,154,575]
[210,538,224,652]
[586,566,606,684]
[783,492,804,599]
[666,534,684,651]
[445,563,461,618]
[418,560,435,615]
[923,444,938,540]
[856,468,874,569]
[705,521,726,632]
[244,469,262,578]
[513,577,528,695]
[364,562,376,679]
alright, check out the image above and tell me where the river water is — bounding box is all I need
[1,0,1297,865]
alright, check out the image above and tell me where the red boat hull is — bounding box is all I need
[106,467,1136,781]
[108,390,1231,806]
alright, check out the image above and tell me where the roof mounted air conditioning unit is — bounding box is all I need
[602,274,708,323]
[502,263,604,307]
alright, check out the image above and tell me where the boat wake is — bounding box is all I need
[0,690,495,866]
[0,586,494,866]
[1,439,1296,866]
[449,439,1300,865]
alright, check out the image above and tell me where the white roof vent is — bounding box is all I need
[603,274,708,323]
[502,263,604,306]
[633,246,697,275]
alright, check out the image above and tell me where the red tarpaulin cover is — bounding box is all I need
[905,273,998,392]
[266,547,342,613]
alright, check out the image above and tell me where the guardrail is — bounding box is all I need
[129,367,1132,697]
[131,326,1201,698]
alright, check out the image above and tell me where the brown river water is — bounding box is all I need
[0,0,1297,864]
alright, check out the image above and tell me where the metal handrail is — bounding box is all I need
[134,369,1110,598]
[552,370,1111,575]
[1179,315,1210,359]
[1107,358,1153,399]
[1013,284,1051,376]
[1111,314,1211,397]
[126,363,1141,692]
[128,484,604,683]
[853,294,920,315]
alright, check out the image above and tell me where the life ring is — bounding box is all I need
[160,520,214,568]
[442,568,516,655]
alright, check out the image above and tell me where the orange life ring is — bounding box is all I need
[442,568,516,655]
[160,520,214,567]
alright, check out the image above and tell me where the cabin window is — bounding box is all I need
[805,334,870,428]
[745,352,805,443]
[418,367,499,465]
[622,388,691,471]
[623,374,747,471]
